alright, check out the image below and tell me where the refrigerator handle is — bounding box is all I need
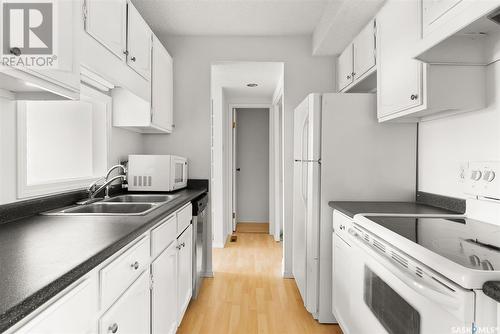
[301,119,308,162]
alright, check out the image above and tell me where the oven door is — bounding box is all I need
[346,227,475,334]
[171,156,188,190]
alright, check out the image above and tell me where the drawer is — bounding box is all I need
[332,210,353,243]
[100,235,150,309]
[151,214,176,258]
[176,203,192,236]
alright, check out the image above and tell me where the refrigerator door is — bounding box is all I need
[305,160,320,314]
[293,160,307,303]
[294,94,321,161]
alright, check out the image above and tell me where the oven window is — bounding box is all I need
[364,266,420,334]
[175,163,184,183]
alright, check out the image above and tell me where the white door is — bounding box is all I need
[377,0,423,118]
[84,0,127,61]
[177,225,193,323]
[152,242,178,334]
[353,20,376,80]
[151,35,173,132]
[99,271,150,334]
[337,44,354,91]
[127,1,152,80]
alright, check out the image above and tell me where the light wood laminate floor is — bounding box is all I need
[177,232,342,334]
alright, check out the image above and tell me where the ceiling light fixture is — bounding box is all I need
[246,83,258,87]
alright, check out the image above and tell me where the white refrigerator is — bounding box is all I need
[292,93,417,323]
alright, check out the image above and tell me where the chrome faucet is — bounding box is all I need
[78,164,127,205]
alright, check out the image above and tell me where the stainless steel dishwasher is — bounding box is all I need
[192,193,208,299]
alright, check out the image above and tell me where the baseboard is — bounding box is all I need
[212,241,225,248]
[282,270,294,279]
[202,271,214,278]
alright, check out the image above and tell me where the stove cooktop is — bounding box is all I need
[365,216,500,272]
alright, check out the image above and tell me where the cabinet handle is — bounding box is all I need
[123,50,129,55]
[410,94,418,100]
[346,75,351,80]
[352,72,356,76]
[176,245,181,250]
[131,56,136,62]
[10,47,21,56]
[181,242,186,248]
[130,261,139,270]
[108,323,118,333]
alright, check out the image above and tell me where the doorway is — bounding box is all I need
[232,107,270,232]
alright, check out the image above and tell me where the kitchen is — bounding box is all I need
[0,0,500,333]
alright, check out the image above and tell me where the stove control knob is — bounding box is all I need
[483,171,496,182]
[471,170,482,181]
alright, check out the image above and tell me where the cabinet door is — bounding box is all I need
[332,233,352,334]
[353,20,376,80]
[377,0,423,118]
[99,272,150,334]
[25,0,80,92]
[127,1,152,80]
[151,35,173,132]
[177,224,193,323]
[15,277,98,334]
[422,0,463,35]
[152,242,178,334]
[337,44,353,91]
[84,0,127,61]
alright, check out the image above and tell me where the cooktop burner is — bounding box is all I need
[365,216,500,271]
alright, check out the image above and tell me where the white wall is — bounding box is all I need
[142,36,334,270]
[236,108,270,223]
[419,62,500,198]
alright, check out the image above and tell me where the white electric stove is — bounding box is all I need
[347,161,500,334]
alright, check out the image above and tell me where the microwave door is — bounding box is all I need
[172,158,188,190]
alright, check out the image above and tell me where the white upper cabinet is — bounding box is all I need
[376,0,485,122]
[353,20,376,81]
[337,20,376,93]
[127,1,152,80]
[415,0,500,64]
[377,1,423,118]
[151,35,174,132]
[337,45,353,91]
[83,0,127,61]
[0,0,80,100]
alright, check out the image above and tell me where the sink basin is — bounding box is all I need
[44,203,157,216]
[103,194,178,203]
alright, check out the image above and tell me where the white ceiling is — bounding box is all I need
[132,0,329,36]
[212,62,283,100]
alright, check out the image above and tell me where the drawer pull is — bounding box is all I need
[130,261,140,270]
[181,242,185,248]
[108,323,118,333]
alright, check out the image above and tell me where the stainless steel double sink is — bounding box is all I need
[43,194,179,216]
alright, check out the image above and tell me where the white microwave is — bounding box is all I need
[127,155,188,191]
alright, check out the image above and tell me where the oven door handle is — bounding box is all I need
[349,228,466,311]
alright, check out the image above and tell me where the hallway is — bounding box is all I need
[177,232,342,334]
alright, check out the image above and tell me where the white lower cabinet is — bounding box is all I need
[99,271,150,334]
[14,276,98,334]
[9,202,195,334]
[152,242,178,334]
[177,224,193,323]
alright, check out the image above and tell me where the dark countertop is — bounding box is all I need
[483,282,500,303]
[0,188,207,333]
[328,201,460,218]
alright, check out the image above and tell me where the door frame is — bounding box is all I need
[226,103,272,238]
[271,89,284,242]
